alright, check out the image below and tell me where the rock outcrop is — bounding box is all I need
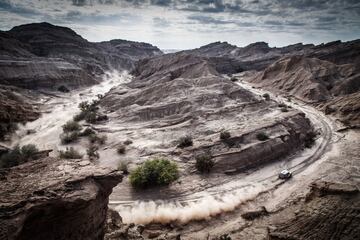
[186,39,360,71]
[269,182,360,240]
[0,22,162,90]
[0,157,122,240]
[101,51,314,176]
[0,85,40,139]
[321,92,360,128]
[248,56,359,102]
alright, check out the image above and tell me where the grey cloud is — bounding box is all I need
[153,17,171,27]
[188,15,234,24]
[0,0,39,16]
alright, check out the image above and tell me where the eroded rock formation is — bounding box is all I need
[269,181,360,240]
[0,158,122,240]
[0,85,40,139]
[0,22,162,90]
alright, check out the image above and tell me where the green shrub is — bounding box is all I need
[129,158,179,188]
[177,135,193,148]
[88,134,107,145]
[262,93,270,101]
[85,112,97,124]
[57,85,70,93]
[87,144,99,159]
[220,130,231,140]
[79,127,96,137]
[0,144,39,168]
[256,132,269,141]
[0,122,18,140]
[124,140,133,145]
[73,111,87,122]
[117,145,126,154]
[60,131,80,144]
[79,101,98,113]
[20,144,39,160]
[195,153,214,173]
[280,107,289,112]
[62,120,82,132]
[304,131,317,148]
[59,147,82,159]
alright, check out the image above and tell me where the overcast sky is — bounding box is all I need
[1,0,359,49]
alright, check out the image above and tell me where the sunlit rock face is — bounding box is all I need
[0,158,122,240]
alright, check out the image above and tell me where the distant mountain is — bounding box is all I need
[0,22,162,90]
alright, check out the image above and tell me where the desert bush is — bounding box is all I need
[59,147,82,159]
[280,107,289,112]
[88,134,107,145]
[129,158,179,188]
[117,145,126,154]
[262,93,270,101]
[87,144,99,159]
[96,114,108,122]
[220,130,231,140]
[124,140,133,145]
[60,131,79,144]
[20,144,39,159]
[79,127,96,137]
[256,132,269,141]
[79,100,99,113]
[0,144,39,168]
[62,120,82,132]
[57,85,70,93]
[177,135,193,148]
[219,234,232,240]
[73,111,87,122]
[195,153,214,173]
[278,103,287,108]
[0,122,18,140]
[304,131,317,148]
[85,112,97,124]
[230,77,238,82]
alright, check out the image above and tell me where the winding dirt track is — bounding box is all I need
[8,70,334,223]
[109,79,335,224]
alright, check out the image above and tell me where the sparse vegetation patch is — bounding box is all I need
[59,147,82,159]
[87,144,99,159]
[256,132,269,141]
[60,131,80,144]
[62,120,82,132]
[262,93,270,101]
[117,145,126,154]
[195,153,215,173]
[220,130,231,140]
[0,144,40,168]
[304,131,317,148]
[88,134,107,145]
[177,135,193,148]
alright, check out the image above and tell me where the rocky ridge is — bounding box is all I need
[189,40,360,127]
[0,85,40,139]
[0,22,162,90]
[0,157,122,240]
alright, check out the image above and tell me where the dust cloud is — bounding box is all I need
[115,184,265,224]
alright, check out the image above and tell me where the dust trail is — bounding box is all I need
[115,184,265,224]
